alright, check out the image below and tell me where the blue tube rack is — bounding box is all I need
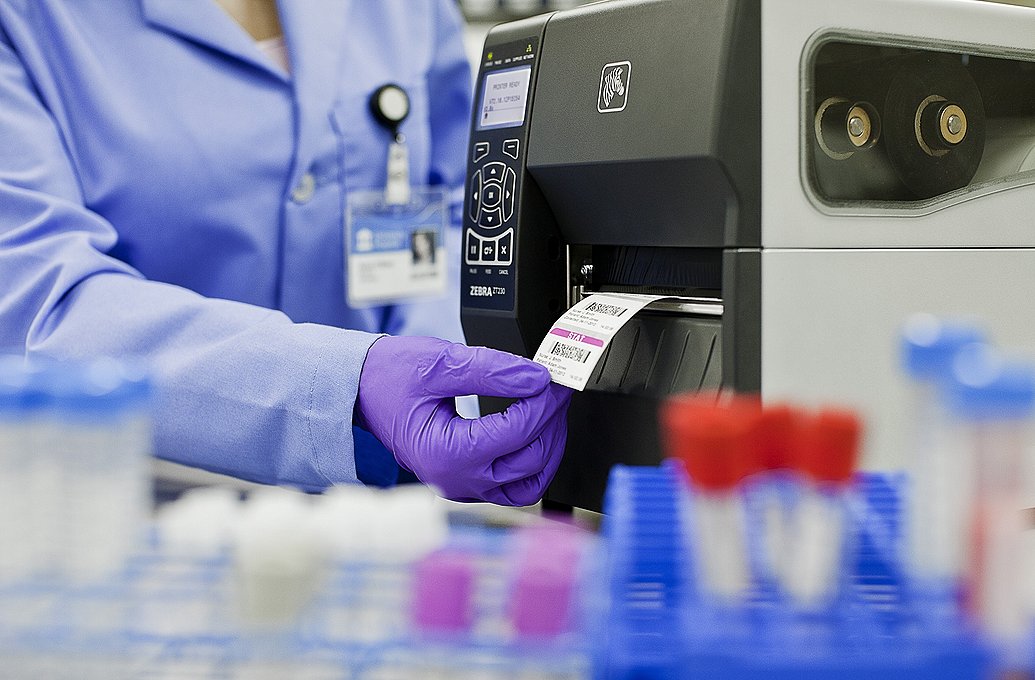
[0,467,1003,678]
[592,462,990,680]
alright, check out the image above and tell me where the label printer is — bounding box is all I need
[461,0,1035,511]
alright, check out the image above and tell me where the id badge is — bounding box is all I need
[345,187,448,308]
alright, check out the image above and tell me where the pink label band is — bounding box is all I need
[549,327,604,347]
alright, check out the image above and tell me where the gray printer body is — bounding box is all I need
[461,0,1035,511]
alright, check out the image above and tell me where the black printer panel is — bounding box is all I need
[461,39,539,317]
[463,134,521,313]
[462,24,567,358]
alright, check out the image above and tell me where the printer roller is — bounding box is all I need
[811,50,987,201]
[882,54,986,199]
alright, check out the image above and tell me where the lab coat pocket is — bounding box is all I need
[334,81,445,309]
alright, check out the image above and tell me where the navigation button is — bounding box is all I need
[468,170,482,222]
[497,230,513,265]
[479,207,502,229]
[484,162,506,181]
[482,183,502,208]
[472,141,490,163]
[502,167,517,221]
[502,139,520,159]
[465,230,481,265]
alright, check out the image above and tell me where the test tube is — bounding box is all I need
[369,485,451,642]
[155,486,241,558]
[900,314,985,587]
[308,484,383,645]
[750,403,803,592]
[412,548,476,636]
[369,484,450,563]
[507,524,590,680]
[19,360,64,580]
[410,548,480,679]
[56,359,152,581]
[0,358,40,584]
[509,523,587,638]
[661,396,755,603]
[233,487,324,631]
[945,345,1035,649]
[784,409,861,609]
[311,484,449,645]
[148,486,240,640]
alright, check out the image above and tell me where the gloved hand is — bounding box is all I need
[355,335,572,506]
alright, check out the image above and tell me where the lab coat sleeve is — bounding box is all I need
[381,0,472,342]
[0,31,374,492]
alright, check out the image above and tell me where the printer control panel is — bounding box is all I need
[466,155,517,265]
[461,38,539,313]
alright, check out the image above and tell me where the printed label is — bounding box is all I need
[532,293,663,390]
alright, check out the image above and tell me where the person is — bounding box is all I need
[0,0,572,506]
[411,230,436,266]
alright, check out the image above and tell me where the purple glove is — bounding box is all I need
[355,335,572,506]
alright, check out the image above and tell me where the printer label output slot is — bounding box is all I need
[573,287,723,318]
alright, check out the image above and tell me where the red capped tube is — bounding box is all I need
[660,394,759,491]
[796,408,862,485]
[753,403,802,473]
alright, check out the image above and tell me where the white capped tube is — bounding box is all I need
[901,315,985,583]
[0,358,39,584]
[233,487,324,629]
[946,345,1035,645]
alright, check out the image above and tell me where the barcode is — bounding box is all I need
[585,301,625,317]
[550,341,590,363]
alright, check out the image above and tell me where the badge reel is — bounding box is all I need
[345,84,448,308]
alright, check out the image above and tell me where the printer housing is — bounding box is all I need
[461,0,1035,511]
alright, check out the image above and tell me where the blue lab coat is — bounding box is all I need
[0,0,472,489]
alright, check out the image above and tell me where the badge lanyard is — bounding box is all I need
[369,84,411,206]
[344,83,448,308]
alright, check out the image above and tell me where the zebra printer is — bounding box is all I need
[460,0,1035,511]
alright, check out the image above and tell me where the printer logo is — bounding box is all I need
[597,61,631,113]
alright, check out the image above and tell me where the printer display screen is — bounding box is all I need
[476,65,532,131]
